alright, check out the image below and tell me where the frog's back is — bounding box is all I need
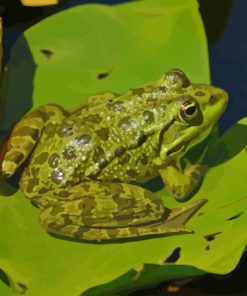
[21,89,168,194]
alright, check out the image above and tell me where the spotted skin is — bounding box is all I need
[38,182,207,241]
[0,69,228,242]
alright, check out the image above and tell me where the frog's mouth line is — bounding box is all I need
[167,142,186,157]
[166,124,213,157]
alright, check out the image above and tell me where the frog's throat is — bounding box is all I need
[160,124,213,161]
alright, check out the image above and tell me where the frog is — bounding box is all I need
[0,69,228,242]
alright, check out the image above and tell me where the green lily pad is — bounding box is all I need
[2,1,246,296]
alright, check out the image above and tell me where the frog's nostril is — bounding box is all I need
[209,94,220,105]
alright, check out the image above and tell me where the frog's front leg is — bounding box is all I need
[160,151,208,201]
[0,104,67,177]
[38,181,206,242]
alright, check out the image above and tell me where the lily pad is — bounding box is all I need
[2,1,246,296]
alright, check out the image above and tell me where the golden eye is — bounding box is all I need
[179,101,198,122]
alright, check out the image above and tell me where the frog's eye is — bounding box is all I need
[179,101,199,122]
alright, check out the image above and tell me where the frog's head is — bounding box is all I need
[157,69,228,161]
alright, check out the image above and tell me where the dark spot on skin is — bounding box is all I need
[72,167,82,181]
[205,245,210,251]
[75,134,91,146]
[58,124,73,137]
[118,153,130,165]
[146,97,156,103]
[25,178,39,193]
[118,116,134,130]
[226,212,243,221]
[195,91,205,96]
[78,201,86,209]
[40,49,54,58]
[88,173,99,180]
[97,72,109,79]
[33,152,49,165]
[111,178,121,182]
[114,146,126,157]
[107,100,126,112]
[38,188,50,194]
[31,166,40,177]
[43,123,59,138]
[46,111,56,118]
[203,232,223,242]
[62,146,76,160]
[6,151,24,164]
[164,247,181,263]
[112,194,136,211]
[98,159,108,169]
[130,87,145,96]
[140,154,148,165]
[135,131,147,147]
[209,95,219,105]
[48,153,60,168]
[50,205,65,215]
[85,114,102,124]
[51,168,64,183]
[77,195,97,217]
[27,110,47,121]
[93,146,105,161]
[159,86,168,93]
[95,127,110,141]
[17,126,40,141]
[197,212,205,216]
[143,110,154,124]
[93,146,107,168]
[171,188,176,195]
[145,170,151,177]
[126,169,137,178]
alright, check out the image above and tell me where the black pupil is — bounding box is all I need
[185,105,196,116]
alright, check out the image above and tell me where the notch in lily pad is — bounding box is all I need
[164,247,181,263]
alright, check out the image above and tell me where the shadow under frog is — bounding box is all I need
[0,69,229,242]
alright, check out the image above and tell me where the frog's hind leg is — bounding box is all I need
[0,104,67,177]
[38,182,207,242]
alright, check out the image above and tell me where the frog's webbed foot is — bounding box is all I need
[38,181,206,242]
[160,147,209,201]
[0,104,67,178]
[160,148,208,201]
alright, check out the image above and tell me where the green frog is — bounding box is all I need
[0,69,228,242]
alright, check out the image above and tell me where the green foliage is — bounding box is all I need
[1,1,246,296]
